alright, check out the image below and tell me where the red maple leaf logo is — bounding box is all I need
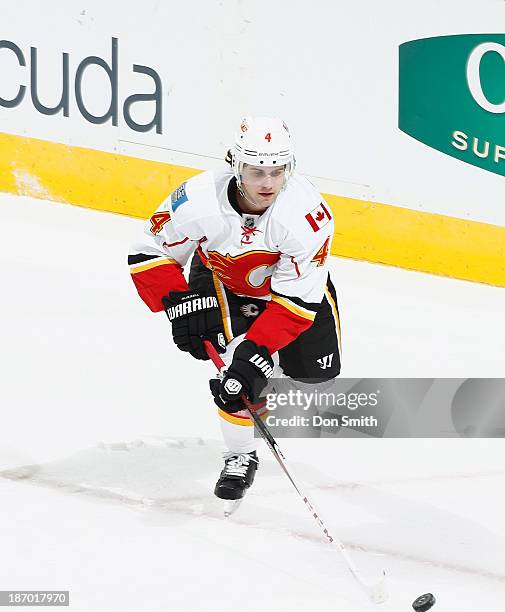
[315,210,325,222]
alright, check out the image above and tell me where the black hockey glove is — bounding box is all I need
[162,290,226,360]
[209,340,274,413]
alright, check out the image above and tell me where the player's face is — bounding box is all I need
[239,164,286,211]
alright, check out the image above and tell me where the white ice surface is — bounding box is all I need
[1,193,505,612]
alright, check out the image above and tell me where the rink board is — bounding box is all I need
[1,130,504,287]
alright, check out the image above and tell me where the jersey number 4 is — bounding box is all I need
[312,237,330,267]
[150,212,171,235]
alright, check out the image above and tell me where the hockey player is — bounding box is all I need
[129,117,341,508]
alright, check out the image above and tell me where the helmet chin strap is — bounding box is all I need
[237,183,263,210]
[237,182,280,212]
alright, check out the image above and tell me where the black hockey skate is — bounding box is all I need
[214,451,258,517]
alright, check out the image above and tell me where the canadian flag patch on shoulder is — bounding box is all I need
[305,202,332,232]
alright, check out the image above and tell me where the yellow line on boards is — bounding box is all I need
[1,131,504,287]
[324,193,505,287]
[0,132,200,218]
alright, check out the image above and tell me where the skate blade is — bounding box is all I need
[223,498,243,517]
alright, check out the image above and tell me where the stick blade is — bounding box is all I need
[366,571,388,605]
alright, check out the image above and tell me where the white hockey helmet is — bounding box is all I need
[231,116,296,188]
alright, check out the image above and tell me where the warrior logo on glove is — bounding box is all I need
[165,295,218,320]
[162,290,226,361]
[249,354,274,378]
[210,340,274,413]
[224,379,242,395]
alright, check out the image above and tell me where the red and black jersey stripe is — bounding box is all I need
[128,252,189,312]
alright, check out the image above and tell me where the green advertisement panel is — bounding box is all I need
[399,34,505,177]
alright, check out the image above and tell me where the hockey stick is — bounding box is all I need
[204,340,388,605]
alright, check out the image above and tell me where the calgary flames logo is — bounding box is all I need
[204,250,280,297]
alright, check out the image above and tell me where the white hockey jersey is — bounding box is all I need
[129,167,334,353]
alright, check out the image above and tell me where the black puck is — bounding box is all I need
[412,593,436,611]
